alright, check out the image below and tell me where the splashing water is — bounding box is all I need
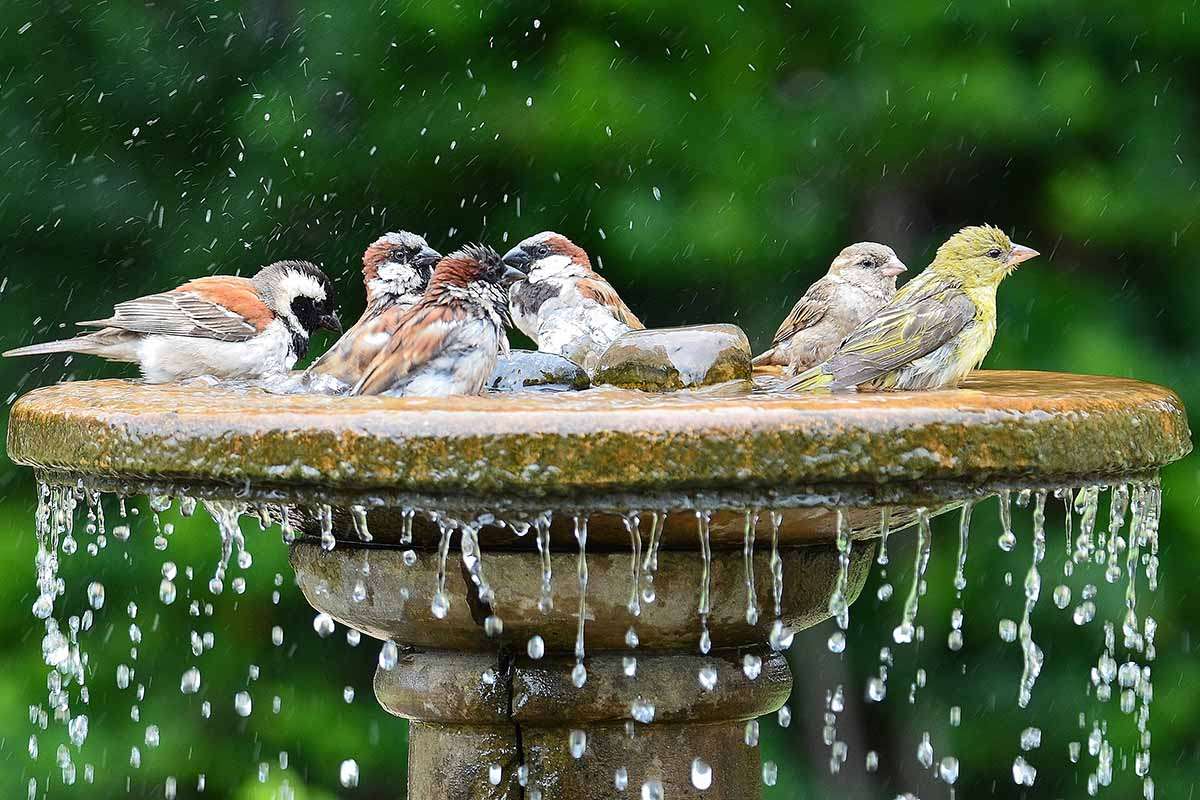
[893,509,931,644]
[573,515,590,688]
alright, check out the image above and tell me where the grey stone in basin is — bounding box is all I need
[487,349,589,392]
[592,324,752,391]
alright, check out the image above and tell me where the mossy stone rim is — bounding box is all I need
[6,371,1191,504]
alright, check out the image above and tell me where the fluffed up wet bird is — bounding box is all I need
[351,244,526,397]
[786,225,1039,392]
[753,242,907,373]
[305,231,441,391]
[3,261,341,384]
[502,231,643,372]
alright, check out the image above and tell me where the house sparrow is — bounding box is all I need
[305,231,441,391]
[351,244,526,397]
[3,261,341,384]
[502,231,643,372]
[787,225,1039,392]
[753,242,906,373]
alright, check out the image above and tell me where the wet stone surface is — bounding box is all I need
[488,350,590,392]
[592,324,753,391]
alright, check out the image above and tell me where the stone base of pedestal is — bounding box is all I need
[384,649,791,799]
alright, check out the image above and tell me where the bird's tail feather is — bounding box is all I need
[3,339,96,358]
[785,366,834,392]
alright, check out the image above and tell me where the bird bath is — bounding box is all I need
[8,370,1190,798]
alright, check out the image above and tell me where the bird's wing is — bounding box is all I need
[77,277,268,342]
[578,275,643,329]
[823,280,976,387]
[770,278,836,346]
[351,302,470,395]
[309,302,404,381]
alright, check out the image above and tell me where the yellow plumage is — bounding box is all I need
[788,225,1038,392]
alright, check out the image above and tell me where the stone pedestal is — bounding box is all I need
[293,538,873,798]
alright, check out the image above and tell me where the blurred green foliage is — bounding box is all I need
[0,0,1197,797]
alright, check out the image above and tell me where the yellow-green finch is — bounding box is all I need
[753,242,907,372]
[786,225,1039,392]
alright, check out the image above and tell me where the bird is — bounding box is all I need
[753,242,907,373]
[502,231,643,372]
[786,225,1039,392]
[351,244,526,397]
[304,231,441,391]
[3,261,341,384]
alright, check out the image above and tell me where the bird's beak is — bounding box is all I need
[500,265,527,286]
[1010,243,1040,265]
[320,312,343,334]
[502,245,534,271]
[416,246,443,269]
[881,258,908,277]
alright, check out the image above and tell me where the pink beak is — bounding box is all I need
[1010,243,1040,265]
[881,258,908,278]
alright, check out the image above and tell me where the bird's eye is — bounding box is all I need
[987,248,1003,259]
[859,259,874,269]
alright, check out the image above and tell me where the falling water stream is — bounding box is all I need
[25,478,1164,797]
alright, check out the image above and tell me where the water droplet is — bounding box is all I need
[527,635,545,659]
[744,719,759,746]
[939,756,959,784]
[742,653,762,680]
[827,631,846,653]
[313,613,335,637]
[1020,727,1042,750]
[690,757,712,790]
[631,698,655,724]
[339,759,359,788]
[488,763,502,785]
[999,619,1017,642]
[234,691,252,717]
[1012,755,1037,786]
[180,668,201,694]
[86,582,105,610]
[698,665,718,691]
[641,779,664,800]
[379,641,399,670]
[569,729,587,759]
[614,766,628,791]
[761,761,778,786]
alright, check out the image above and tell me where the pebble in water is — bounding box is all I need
[690,757,713,790]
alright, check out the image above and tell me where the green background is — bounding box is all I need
[1,0,1197,797]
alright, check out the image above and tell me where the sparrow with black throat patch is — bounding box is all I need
[502,232,643,372]
[351,244,526,397]
[3,261,341,384]
[305,231,441,391]
[753,242,907,373]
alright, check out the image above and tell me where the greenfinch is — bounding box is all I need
[786,225,1039,392]
[753,242,907,373]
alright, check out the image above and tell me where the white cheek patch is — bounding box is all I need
[528,254,574,281]
[376,263,421,290]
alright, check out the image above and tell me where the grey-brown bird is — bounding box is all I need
[502,232,643,372]
[3,261,340,383]
[351,245,526,397]
[305,231,441,392]
[753,242,907,373]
